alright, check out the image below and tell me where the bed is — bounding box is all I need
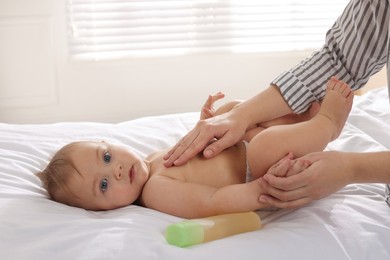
[1,87,390,260]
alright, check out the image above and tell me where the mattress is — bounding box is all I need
[1,87,390,260]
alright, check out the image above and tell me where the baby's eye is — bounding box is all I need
[100,178,108,192]
[103,151,111,164]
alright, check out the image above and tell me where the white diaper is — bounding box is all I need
[243,141,253,183]
[243,140,279,212]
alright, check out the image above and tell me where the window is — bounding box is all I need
[67,0,350,60]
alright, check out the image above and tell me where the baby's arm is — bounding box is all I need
[200,92,233,119]
[140,175,268,219]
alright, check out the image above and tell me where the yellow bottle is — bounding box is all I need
[165,212,262,247]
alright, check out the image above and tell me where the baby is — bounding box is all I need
[37,77,353,218]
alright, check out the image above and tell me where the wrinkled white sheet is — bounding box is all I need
[1,88,389,260]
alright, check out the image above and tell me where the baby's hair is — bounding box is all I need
[36,142,83,207]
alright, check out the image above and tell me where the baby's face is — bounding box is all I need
[67,141,150,210]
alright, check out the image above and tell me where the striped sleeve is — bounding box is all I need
[272,0,390,113]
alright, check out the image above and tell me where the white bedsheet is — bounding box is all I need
[1,88,390,260]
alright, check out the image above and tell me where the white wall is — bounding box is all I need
[0,0,314,124]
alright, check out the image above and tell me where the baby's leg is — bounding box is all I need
[247,77,354,178]
[203,94,321,142]
[243,102,320,141]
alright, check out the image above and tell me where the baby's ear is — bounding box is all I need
[35,171,48,189]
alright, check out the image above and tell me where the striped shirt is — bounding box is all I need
[272,0,390,114]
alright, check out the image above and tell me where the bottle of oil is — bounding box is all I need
[165,212,262,247]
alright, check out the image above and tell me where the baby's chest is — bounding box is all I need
[156,145,247,187]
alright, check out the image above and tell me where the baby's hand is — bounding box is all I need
[200,92,225,119]
[285,159,311,177]
[257,156,311,207]
[264,152,310,178]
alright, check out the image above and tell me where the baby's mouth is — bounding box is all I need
[129,166,135,183]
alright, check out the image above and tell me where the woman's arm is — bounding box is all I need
[273,0,389,113]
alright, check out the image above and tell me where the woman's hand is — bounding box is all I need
[259,151,352,208]
[163,110,248,167]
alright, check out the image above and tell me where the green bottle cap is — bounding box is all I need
[165,220,204,247]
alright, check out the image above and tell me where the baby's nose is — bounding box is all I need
[114,164,123,180]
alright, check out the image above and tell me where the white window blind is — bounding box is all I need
[67,0,350,60]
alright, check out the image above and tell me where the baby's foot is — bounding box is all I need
[317,77,354,140]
